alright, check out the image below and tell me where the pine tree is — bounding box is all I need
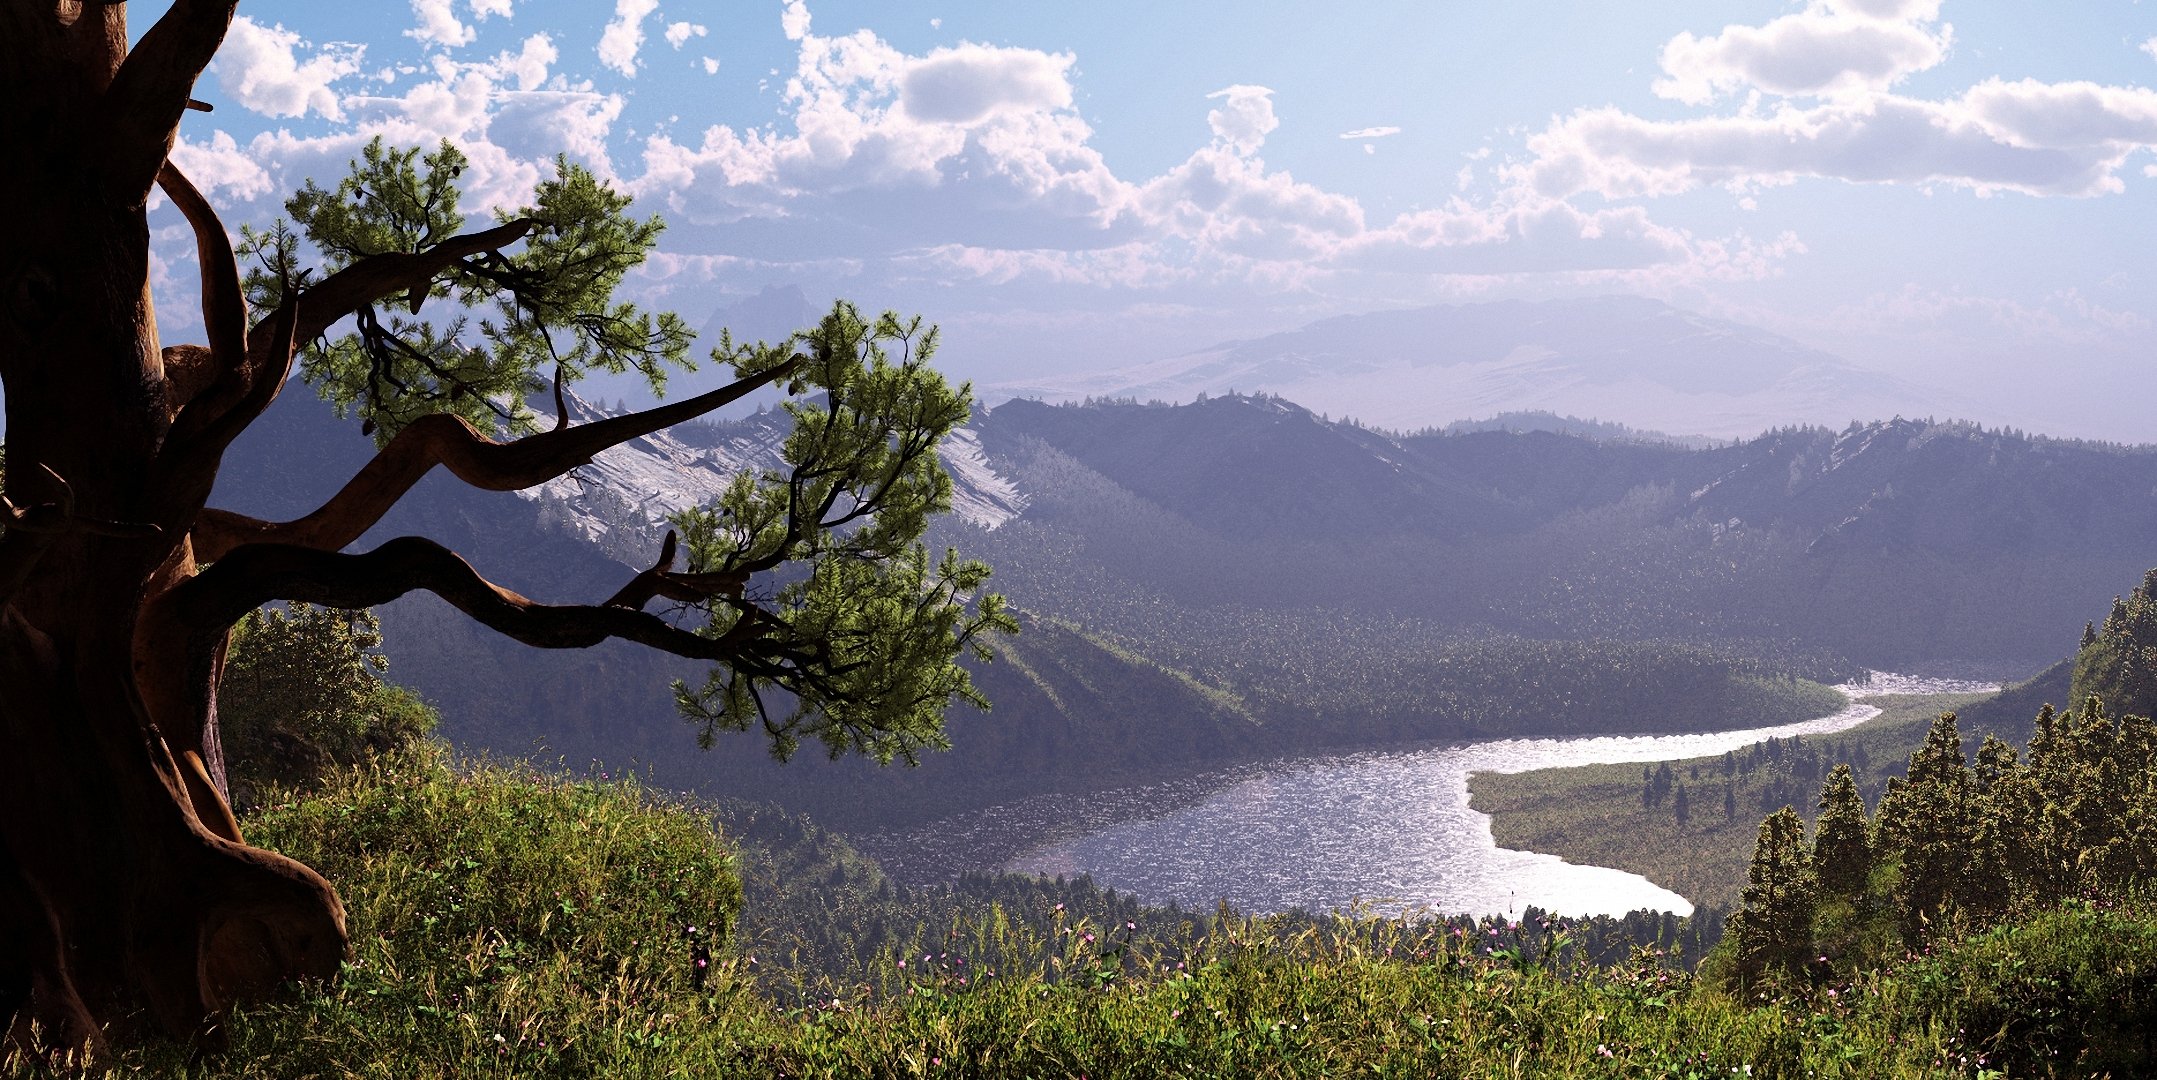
[1874,713,1974,942]
[1674,783,1691,826]
[1732,807,1816,985]
[1812,764,1871,903]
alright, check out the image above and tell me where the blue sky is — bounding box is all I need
[149,0,2157,438]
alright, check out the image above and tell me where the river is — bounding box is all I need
[860,672,2001,919]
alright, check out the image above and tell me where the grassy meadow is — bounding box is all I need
[20,739,2152,1078]
[1467,693,1992,908]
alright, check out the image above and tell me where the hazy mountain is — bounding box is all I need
[995,296,1953,440]
[697,283,819,352]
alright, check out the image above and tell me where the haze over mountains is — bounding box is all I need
[212,379,2157,837]
[993,297,1958,440]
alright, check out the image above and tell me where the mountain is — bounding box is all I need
[969,392,2157,667]
[995,296,1951,440]
[206,380,2157,835]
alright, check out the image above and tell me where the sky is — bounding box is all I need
[142,0,2157,439]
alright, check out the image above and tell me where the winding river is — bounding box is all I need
[866,673,2000,919]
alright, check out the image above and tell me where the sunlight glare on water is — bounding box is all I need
[999,673,1998,919]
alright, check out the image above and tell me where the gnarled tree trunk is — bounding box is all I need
[0,1,795,1047]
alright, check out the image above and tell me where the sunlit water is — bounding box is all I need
[869,672,2001,920]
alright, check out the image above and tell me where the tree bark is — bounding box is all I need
[0,4,809,1046]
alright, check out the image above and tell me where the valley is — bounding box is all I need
[211,383,2147,911]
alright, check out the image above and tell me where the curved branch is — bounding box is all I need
[159,217,544,481]
[155,162,246,410]
[255,218,538,364]
[191,357,799,562]
[95,0,237,203]
[170,538,769,662]
[603,531,750,610]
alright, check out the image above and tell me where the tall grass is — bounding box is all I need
[26,748,2147,1078]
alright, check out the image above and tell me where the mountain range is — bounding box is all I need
[992,296,1957,440]
[208,379,2157,835]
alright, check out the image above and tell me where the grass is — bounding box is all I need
[28,738,2152,1078]
[1467,692,1992,908]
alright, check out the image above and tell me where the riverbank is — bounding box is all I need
[857,680,1902,919]
[1467,689,1995,908]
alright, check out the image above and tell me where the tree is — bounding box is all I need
[1811,764,1871,903]
[0,5,1008,1046]
[1874,713,1974,942]
[218,604,436,812]
[1730,807,1815,986]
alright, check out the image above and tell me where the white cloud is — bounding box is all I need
[1516,77,2157,201]
[1653,3,1950,105]
[665,22,708,49]
[598,0,661,77]
[781,0,812,42]
[1339,126,1400,140]
[702,57,721,75]
[1206,85,1278,156]
[167,130,275,202]
[408,0,470,47]
[215,17,363,120]
[899,43,1075,124]
[407,0,509,48]
[2143,37,2157,62]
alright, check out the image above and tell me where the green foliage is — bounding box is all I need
[1730,807,1815,987]
[1874,713,1976,941]
[219,603,437,810]
[2072,566,2157,723]
[669,303,1016,763]
[181,747,744,1077]
[32,749,2157,1077]
[238,137,693,442]
[1811,764,1871,903]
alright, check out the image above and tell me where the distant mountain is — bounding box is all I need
[697,283,818,352]
[206,381,2157,833]
[1439,411,1722,450]
[971,392,2157,667]
[994,296,1951,440]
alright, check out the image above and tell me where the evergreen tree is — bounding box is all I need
[1724,781,1737,821]
[1811,764,1871,903]
[1673,783,1690,826]
[1875,713,1974,942]
[1732,807,1816,985]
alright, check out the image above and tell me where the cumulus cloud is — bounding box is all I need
[1206,86,1279,155]
[215,17,363,120]
[781,0,812,42]
[900,43,1074,124]
[665,22,708,49]
[1654,10,1950,104]
[598,0,660,76]
[408,0,509,48]
[1508,3,2157,202]
[1517,78,2157,200]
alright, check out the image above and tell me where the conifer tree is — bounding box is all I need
[1812,764,1871,903]
[1875,713,1974,941]
[1732,807,1816,985]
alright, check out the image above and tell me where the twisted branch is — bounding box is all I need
[191,357,799,562]
[171,537,771,661]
